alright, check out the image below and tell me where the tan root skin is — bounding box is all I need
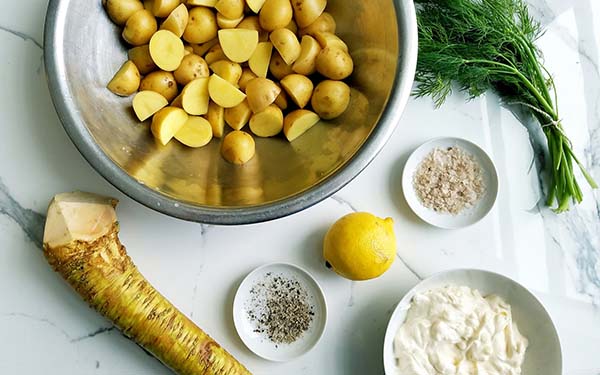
[42,192,250,375]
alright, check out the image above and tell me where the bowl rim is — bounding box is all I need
[43,0,418,225]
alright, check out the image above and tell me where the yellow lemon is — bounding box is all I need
[323,212,396,281]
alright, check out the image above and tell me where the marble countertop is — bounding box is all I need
[1,0,599,374]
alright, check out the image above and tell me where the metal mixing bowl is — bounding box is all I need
[44,0,417,224]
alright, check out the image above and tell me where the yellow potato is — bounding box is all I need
[190,38,219,56]
[269,28,301,65]
[280,74,313,108]
[224,99,252,130]
[237,16,268,42]
[122,9,157,46]
[208,74,246,108]
[204,44,227,64]
[221,130,255,164]
[249,104,283,137]
[245,77,281,113]
[248,42,272,78]
[210,60,243,85]
[186,0,217,5]
[140,71,179,102]
[170,92,183,107]
[133,90,169,121]
[107,60,141,96]
[314,31,348,52]
[238,68,257,91]
[292,35,321,75]
[299,12,335,37]
[274,85,288,110]
[151,106,189,145]
[218,29,259,63]
[269,51,294,80]
[291,0,326,28]
[215,0,244,19]
[206,100,226,137]
[311,80,350,119]
[216,13,244,28]
[183,45,193,55]
[152,0,180,17]
[174,54,210,85]
[284,19,298,34]
[184,7,218,44]
[181,78,210,115]
[283,109,320,142]
[246,0,266,13]
[259,0,292,32]
[143,0,153,10]
[105,0,144,25]
[175,116,213,147]
[160,4,189,37]
[128,44,157,74]
[149,30,185,71]
[315,47,353,80]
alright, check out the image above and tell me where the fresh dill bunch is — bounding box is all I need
[414,0,597,212]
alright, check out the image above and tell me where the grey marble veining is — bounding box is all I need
[0,24,42,49]
[0,178,45,248]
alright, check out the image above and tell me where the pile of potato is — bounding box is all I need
[105,0,353,165]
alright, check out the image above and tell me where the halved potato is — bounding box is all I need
[259,0,293,32]
[273,85,288,110]
[218,29,259,63]
[184,45,194,55]
[191,38,219,56]
[221,130,255,164]
[105,0,144,26]
[238,68,258,91]
[283,109,320,142]
[292,35,321,75]
[133,90,168,121]
[175,116,213,147]
[269,28,301,65]
[285,19,298,34]
[207,100,226,137]
[151,107,189,145]
[160,4,189,38]
[237,16,268,42]
[140,71,178,102]
[174,54,210,85]
[210,60,243,85]
[171,92,183,107]
[184,7,218,44]
[246,0,266,13]
[280,74,313,108]
[122,9,157,46]
[107,60,141,96]
[204,44,228,64]
[314,31,348,52]
[248,42,273,78]
[250,104,283,137]
[269,51,294,80]
[152,0,180,17]
[187,0,217,5]
[181,78,210,115]
[224,99,252,130]
[216,13,244,28]
[208,74,246,108]
[128,45,157,74]
[245,77,280,113]
[291,0,326,28]
[299,12,335,37]
[149,30,185,71]
[215,0,244,19]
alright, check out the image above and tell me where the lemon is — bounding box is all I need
[323,212,396,281]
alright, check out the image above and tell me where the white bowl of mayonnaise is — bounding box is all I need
[383,269,562,375]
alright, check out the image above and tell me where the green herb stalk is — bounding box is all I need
[413,0,597,212]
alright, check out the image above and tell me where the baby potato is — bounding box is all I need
[149,30,185,71]
[105,0,144,25]
[299,12,335,37]
[140,71,179,102]
[184,45,194,55]
[186,0,217,5]
[283,109,320,142]
[210,60,243,85]
[291,0,326,28]
[245,77,281,113]
[238,68,258,91]
[191,38,219,56]
[153,0,180,17]
[314,31,348,52]
[249,104,283,137]
[218,29,259,63]
[224,99,252,130]
[259,0,293,32]
[175,116,213,147]
[208,74,246,108]
[122,9,157,46]
[133,90,168,121]
[292,35,321,75]
[128,44,157,74]
[184,7,218,44]
[248,41,273,78]
[311,80,350,119]
[151,106,189,145]
[285,19,298,34]
[221,130,255,164]
[181,78,210,115]
[107,60,141,96]
[274,84,288,110]
[269,51,294,80]
[280,73,313,108]
[160,4,189,37]
[174,54,210,85]
[315,47,353,80]
[207,100,226,137]
[269,28,301,65]
[216,13,244,29]
[237,16,268,42]
[215,0,244,20]
[246,0,266,13]
[204,44,228,64]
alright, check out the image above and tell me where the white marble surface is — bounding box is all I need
[0,0,599,374]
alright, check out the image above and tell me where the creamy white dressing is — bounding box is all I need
[394,285,528,375]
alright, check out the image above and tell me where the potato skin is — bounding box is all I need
[184,7,218,44]
[122,9,158,46]
[107,60,141,96]
[128,44,157,74]
[140,71,179,102]
[259,0,293,32]
[311,80,350,119]
[315,47,354,80]
[299,12,335,37]
[291,0,326,28]
[221,130,256,164]
[269,51,294,80]
[174,54,210,85]
[105,0,144,25]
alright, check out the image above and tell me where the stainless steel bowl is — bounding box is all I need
[44,0,417,224]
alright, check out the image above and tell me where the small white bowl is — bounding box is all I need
[233,263,327,362]
[402,137,499,229]
[383,269,562,375]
